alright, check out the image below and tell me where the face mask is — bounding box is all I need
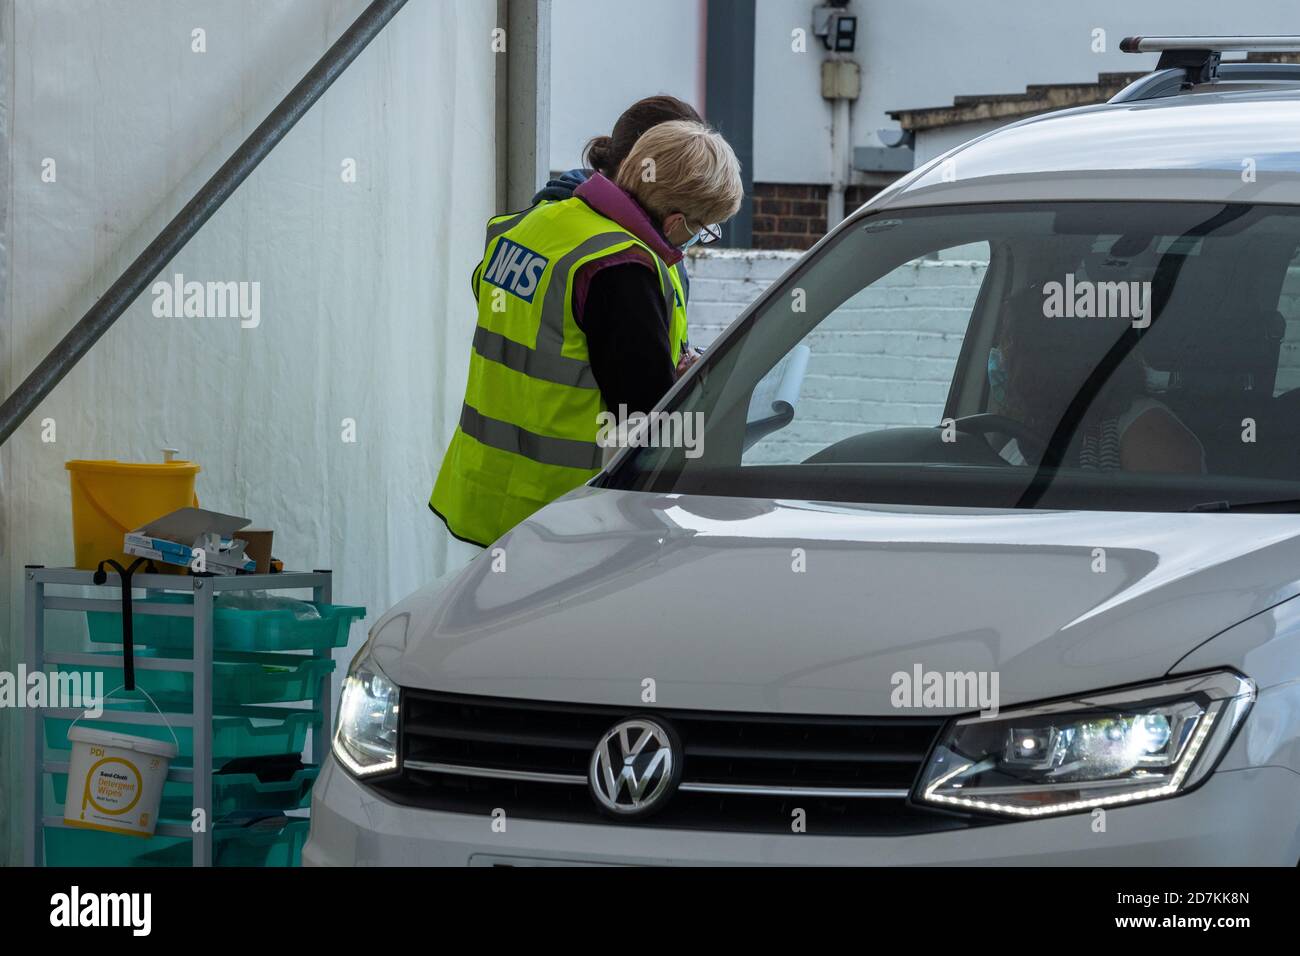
[988,347,1009,405]
[666,214,700,251]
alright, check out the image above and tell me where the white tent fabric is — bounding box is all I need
[0,0,494,862]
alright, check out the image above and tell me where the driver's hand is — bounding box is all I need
[675,347,701,379]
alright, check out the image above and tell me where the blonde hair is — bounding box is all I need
[614,120,743,228]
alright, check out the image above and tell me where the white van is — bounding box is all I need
[307,38,1300,865]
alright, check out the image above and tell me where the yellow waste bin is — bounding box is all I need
[65,459,200,571]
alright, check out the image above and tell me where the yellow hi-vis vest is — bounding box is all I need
[430,198,690,546]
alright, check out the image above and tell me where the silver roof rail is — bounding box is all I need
[1111,35,1300,103]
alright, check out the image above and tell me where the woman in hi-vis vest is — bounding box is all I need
[536,94,704,351]
[431,120,744,548]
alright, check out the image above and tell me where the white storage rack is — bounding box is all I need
[21,566,336,867]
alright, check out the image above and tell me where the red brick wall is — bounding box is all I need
[751,183,881,250]
[754,182,883,251]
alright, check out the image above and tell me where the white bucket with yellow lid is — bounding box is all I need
[63,688,179,837]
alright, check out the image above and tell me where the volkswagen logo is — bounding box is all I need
[588,717,680,817]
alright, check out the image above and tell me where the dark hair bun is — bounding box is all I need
[582,96,702,177]
[583,135,614,175]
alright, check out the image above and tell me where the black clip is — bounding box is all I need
[93,557,158,692]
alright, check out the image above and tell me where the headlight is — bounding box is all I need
[333,643,401,777]
[916,670,1254,818]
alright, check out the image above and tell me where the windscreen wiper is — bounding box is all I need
[1186,498,1300,513]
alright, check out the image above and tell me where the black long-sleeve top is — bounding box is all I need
[576,262,677,416]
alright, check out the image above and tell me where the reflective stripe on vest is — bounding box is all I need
[458,404,603,471]
[653,256,676,332]
[534,231,644,354]
[485,209,530,244]
[472,326,597,389]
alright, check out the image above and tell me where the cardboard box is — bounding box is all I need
[124,507,255,575]
[237,529,274,574]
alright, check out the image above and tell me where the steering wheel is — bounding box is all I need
[949,413,1050,464]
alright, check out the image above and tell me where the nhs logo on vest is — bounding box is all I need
[483,239,548,303]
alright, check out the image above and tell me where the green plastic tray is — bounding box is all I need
[44,701,319,765]
[54,650,334,706]
[51,766,320,819]
[86,595,365,653]
[44,817,311,867]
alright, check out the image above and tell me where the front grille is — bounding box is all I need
[368,689,988,836]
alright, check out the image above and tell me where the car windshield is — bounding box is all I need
[598,201,1300,513]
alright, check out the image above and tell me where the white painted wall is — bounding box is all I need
[763,0,1300,182]
[549,0,704,175]
[0,0,496,863]
[554,0,1300,183]
[681,248,801,348]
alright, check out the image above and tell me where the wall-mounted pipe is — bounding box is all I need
[827,93,851,227]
